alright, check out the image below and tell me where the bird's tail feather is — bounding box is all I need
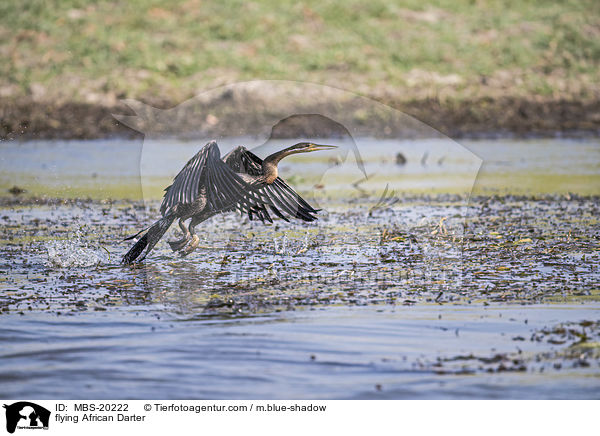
[122,226,149,241]
[121,215,175,264]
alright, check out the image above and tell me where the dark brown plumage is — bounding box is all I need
[121,140,336,263]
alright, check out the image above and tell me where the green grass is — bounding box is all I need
[1,0,599,104]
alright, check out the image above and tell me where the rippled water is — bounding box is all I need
[2,305,599,399]
[1,137,599,399]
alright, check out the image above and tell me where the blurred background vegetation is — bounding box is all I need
[1,0,599,137]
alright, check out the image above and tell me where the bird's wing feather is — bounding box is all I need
[160,141,263,216]
[223,146,263,176]
[223,146,319,222]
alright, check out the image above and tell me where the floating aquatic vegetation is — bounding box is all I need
[0,194,598,316]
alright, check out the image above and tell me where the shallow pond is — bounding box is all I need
[0,137,599,399]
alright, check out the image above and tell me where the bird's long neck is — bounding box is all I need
[262,148,296,184]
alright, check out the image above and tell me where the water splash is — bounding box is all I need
[272,232,314,256]
[273,234,291,255]
[45,232,109,268]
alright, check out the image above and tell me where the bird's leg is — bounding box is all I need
[180,217,202,257]
[168,218,191,252]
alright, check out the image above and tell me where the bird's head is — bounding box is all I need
[286,142,338,154]
[264,142,338,166]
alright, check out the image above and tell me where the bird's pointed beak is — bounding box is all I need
[308,143,338,152]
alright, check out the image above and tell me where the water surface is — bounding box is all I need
[1,137,599,399]
[2,304,599,399]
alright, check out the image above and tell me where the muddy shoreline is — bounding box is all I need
[2,95,600,141]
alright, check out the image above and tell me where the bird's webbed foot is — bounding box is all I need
[169,218,191,252]
[168,236,190,252]
[179,234,200,257]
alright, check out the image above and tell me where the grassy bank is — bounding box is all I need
[1,0,599,138]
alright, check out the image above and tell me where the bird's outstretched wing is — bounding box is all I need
[223,146,319,222]
[160,141,265,216]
